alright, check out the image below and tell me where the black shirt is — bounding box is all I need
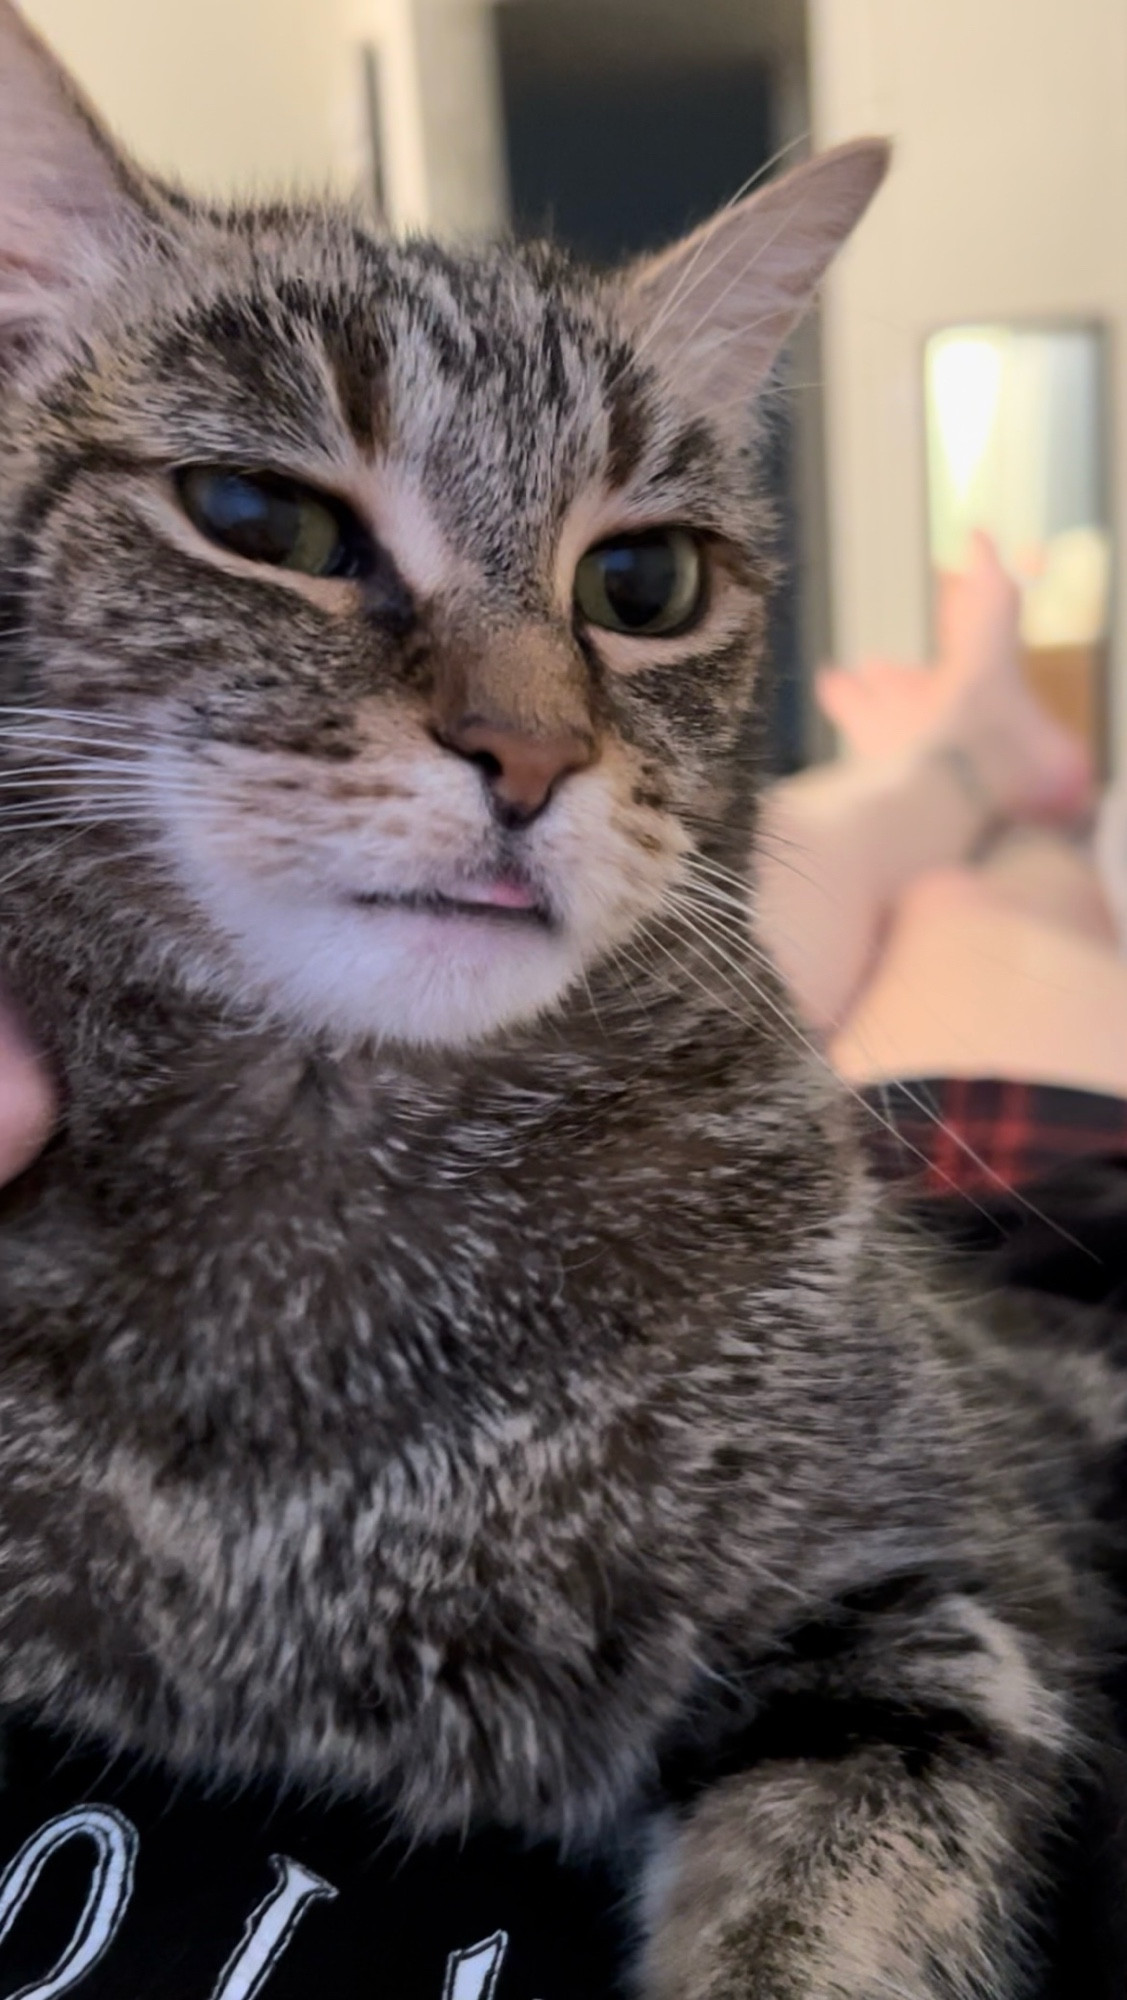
[0,1719,628,2000]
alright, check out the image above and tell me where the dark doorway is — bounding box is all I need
[494,0,817,774]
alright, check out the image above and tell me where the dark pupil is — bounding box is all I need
[192,473,303,566]
[599,537,679,629]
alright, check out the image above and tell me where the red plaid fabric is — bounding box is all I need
[860,1076,1127,1200]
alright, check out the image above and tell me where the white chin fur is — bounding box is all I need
[153,742,684,1048]
[176,877,586,1047]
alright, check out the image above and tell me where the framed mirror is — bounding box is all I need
[924,322,1110,763]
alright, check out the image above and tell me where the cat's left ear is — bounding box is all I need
[621,140,889,409]
[0,0,152,354]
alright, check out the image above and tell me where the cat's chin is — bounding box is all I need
[186,881,587,1048]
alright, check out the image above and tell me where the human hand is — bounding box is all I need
[0,1001,55,1184]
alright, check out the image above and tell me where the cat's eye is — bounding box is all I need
[573,529,705,638]
[175,467,371,580]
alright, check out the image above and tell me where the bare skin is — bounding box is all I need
[757,747,994,1037]
[0,1000,54,1182]
[815,531,1092,819]
[785,537,1127,1095]
[756,534,1099,1037]
[829,859,1127,1097]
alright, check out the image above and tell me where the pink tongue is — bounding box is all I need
[457,876,538,910]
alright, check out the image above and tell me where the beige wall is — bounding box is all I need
[808,0,1127,771]
[20,0,507,232]
[22,0,365,196]
[364,0,508,233]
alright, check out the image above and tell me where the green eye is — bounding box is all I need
[176,467,370,579]
[573,528,704,637]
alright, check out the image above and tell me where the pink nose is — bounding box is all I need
[439,717,595,825]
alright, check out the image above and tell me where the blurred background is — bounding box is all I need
[21,0,1126,781]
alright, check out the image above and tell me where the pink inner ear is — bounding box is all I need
[0,234,61,334]
[622,140,889,412]
[0,230,70,279]
[0,1,142,330]
[0,220,91,336]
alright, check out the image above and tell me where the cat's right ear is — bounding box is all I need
[619,140,889,414]
[0,0,148,356]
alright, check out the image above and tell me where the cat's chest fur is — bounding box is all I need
[0,1006,894,1835]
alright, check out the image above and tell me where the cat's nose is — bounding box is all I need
[438,718,595,826]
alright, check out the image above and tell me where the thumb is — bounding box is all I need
[0,1000,56,1184]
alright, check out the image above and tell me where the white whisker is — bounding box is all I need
[662,884,1089,1249]
[623,138,810,374]
[0,704,140,729]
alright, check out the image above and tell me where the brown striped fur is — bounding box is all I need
[0,7,1121,1996]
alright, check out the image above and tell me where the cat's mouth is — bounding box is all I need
[350,882,556,929]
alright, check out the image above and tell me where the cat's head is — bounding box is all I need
[0,1,885,1050]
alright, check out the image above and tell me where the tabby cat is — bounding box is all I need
[0,5,1118,1995]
